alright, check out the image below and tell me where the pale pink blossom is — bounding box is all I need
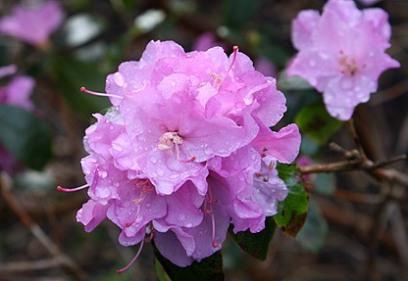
[0,1,64,46]
[0,75,35,111]
[287,0,399,120]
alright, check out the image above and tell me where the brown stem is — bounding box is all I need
[0,173,87,281]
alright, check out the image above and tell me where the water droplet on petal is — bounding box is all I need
[99,170,108,178]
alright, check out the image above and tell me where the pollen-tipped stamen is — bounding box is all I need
[56,183,89,193]
[206,188,219,248]
[116,239,145,273]
[80,86,122,99]
[228,45,239,72]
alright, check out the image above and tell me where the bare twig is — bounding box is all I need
[299,148,408,188]
[329,142,359,159]
[0,257,65,273]
[299,159,361,174]
[347,119,368,161]
[0,173,87,281]
[368,154,407,170]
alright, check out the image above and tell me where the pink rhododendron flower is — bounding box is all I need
[59,40,301,269]
[0,64,17,78]
[193,32,225,51]
[0,75,35,111]
[0,0,64,46]
[287,0,399,120]
[254,57,276,77]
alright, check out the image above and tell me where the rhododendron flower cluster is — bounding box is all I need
[287,0,399,120]
[0,0,64,47]
[60,40,300,268]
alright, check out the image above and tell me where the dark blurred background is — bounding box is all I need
[0,0,407,280]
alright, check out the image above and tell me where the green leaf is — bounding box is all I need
[296,199,328,252]
[0,105,52,170]
[223,0,260,28]
[274,164,309,236]
[295,103,343,145]
[155,259,172,281]
[277,71,313,90]
[51,56,109,117]
[154,246,224,281]
[230,217,276,260]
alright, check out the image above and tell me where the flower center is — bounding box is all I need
[339,51,358,76]
[157,131,184,150]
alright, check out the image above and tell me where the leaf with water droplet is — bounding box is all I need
[274,164,309,236]
[295,102,343,145]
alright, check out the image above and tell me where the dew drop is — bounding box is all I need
[99,170,108,178]
[204,147,213,155]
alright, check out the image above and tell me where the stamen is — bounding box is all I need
[116,239,145,273]
[228,45,239,72]
[206,188,219,248]
[158,132,184,151]
[80,86,123,99]
[56,183,89,193]
[179,156,197,163]
[211,211,219,248]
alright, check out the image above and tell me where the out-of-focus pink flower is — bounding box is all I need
[287,0,399,120]
[0,75,35,111]
[60,40,301,268]
[297,155,314,182]
[358,0,382,6]
[254,57,276,77]
[0,64,17,79]
[193,32,225,51]
[0,1,64,46]
[0,144,20,174]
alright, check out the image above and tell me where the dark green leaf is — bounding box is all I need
[274,164,309,236]
[230,217,276,260]
[295,103,343,144]
[296,199,328,252]
[155,259,172,281]
[51,56,109,117]
[278,71,313,90]
[223,0,260,28]
[0,105,52,170]
[154,246,224,281]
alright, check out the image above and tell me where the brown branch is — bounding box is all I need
[299,153,408,188]
[299,159,361,174]
[0,173,87,281]
[0,257,64,273]
[368,154,407,170]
